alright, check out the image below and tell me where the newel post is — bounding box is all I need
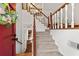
[50,12,53,29]
[71,3,74,28]
[33,14,36,56]
[48,16,50,28]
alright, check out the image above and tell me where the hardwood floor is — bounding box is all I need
[16,40,32,56]
[16,52,32,56]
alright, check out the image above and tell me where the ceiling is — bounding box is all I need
[34,3,64,16]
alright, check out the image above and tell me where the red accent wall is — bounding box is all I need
[0,24,16,56]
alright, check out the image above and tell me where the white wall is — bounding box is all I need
[50,29,79,56]
[16,3,33,53]
[21,10,33,52]
[43,3,63,16]
[74,3,79,24]
[16,3,22,54]
[35,18,47,32]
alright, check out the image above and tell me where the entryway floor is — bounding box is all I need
[16,52,32,56]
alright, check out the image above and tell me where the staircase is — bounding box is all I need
[36,19,47,32]
[36,30,63,56]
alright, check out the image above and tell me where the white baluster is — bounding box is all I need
[22,3,26,9]
[65,4,68,28]
[57,11,59,29]
[53,15,54,29]
[60,8,63,28]
[54,14,55,29]
[71,3,74,28]
[55,13,57,29]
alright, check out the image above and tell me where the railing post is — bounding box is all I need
[48,16,50,28]
[65,4,68,28]
[60,8,63,29]
[55,13,57,29]
[57,11,59,29]
[71,3,74,28]
[53,15,54,29]
[33,14,36,56]
[48,16,49,27]
[50,12,53,29]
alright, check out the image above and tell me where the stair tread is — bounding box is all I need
[36,39,54,41]
[37,47,58,50]
[37,52,62,56]
[37,43,57,46]
[37,49,58,53]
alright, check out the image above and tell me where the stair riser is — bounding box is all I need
[36,36,52,40]
[36,32,49,33]
[36,52,63,56]
[37,42,55,44]
[36,35,52,37]
[36,39,54,41]
[36,32,50,34]
[37,45,57,48]
[36,36,52,37]
[36,35,50,36]
[36,34,51,37]
[37,47,58,50]
[36,38,52,40]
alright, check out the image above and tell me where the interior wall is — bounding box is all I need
[50,3,79,56]
[16,3,22,54]
[35,18,47,32]
[74,3,79,24]
[50,29,79,56]
[42,3,64,26]
[16,3,33,53]
[43,3,63,16]
[21,10,33,52]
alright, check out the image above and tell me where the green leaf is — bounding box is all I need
[2,3,8,9]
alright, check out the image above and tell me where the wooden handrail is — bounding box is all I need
[33,14,36,56]
[30,3,48,19]
[30,7,42,10]
[52,3,69,15]
[16,38,22,44]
